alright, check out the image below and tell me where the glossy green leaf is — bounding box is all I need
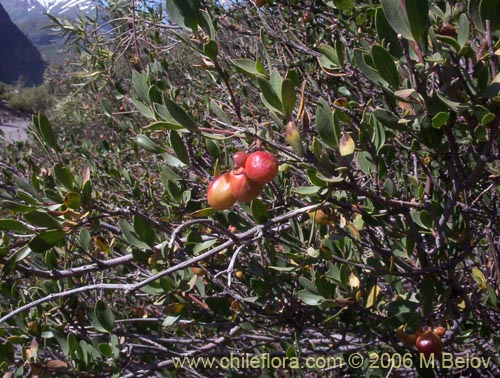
[64,192,81,209]
[480,0,500,31]
[24,211,62,229]
[251,198,269,224]
[431,112,449,129]
[375,7,403,57]
[317,43,340,66]
[166,0,201,31]
[133,214,155,247]
[34,113,58,151]
[203,40,218,60]
[208,99,231,125]
[0,219,29,233]
[144,121,183,132]
[54,164,74,191]
[457,13,470,47]
[298,290,324,306]
[258,77,283,115]
[292,186,322,195]
[29,230,66,253]
[354,49,387,87]
[315,98,339,148]
[132,70,150,104]
[131,99,155,119]
[380,0,413,40]
[169,130,190,165]
[119,219,151,249]
[374,108,403,130]
[93,300,115,333]
[484,73,500,99]
[372,45,399,89]
[136,135,166,154]
[405,0,429,45]
[231,59,267,78]
[163,97,198,132]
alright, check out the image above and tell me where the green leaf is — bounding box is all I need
[163,97,198,132]
[4,247,32,272]
[292,186,322,195]
[169,130,190,165]
[166,0,201,31]
[208,100,231,125]
[374,108,403,130]
[431,112,449,129]
[315,98,339,148]
[457,13,470,48]
[131,70,150,104]
[119,219,151,249]
[281,78,296,119]
[436,92,469,112]
[231,59,267,78]
[298,290,325,306]
[380,0,413,40]
[34,113,58,151]
[131,98,155,119]
[0,219,29,233]
[133,214,155,247]
[200,10,216,39]
[54,164,74,191]
[144,121,184,132]
[371,45,399,89]
[354,49,387,87]
[484,73,500,99]
[203,40,218,60]
[64,192,81,209]
[24,211,62,229]
[136,134,166,154]
[258,77,283,115]
[405,0,429,45]
[317,43,340,66]
[480,0,500,32]
[375,7,403,58]
[29,230,66,253]
[251,198,269,224]
[93,300,115,333]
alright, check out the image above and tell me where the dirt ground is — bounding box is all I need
[0,102,31,142]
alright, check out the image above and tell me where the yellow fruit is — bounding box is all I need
[308,209,334,225]
[207,173,237,210]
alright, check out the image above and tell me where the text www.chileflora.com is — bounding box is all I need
[171,352,492,370]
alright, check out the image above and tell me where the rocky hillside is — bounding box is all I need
[0,3,45,85]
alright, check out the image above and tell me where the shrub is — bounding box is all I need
[1,0,499,377]
[3,84,54,114]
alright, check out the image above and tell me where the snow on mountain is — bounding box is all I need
[0,0,98,63]
[0,0,96,18]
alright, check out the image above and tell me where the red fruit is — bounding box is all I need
[433,326,446,337]
[207,173,236,210]
[244,151,278,184]
[229,170,264,202]
[233,151,248,168]
[416,329,443,359]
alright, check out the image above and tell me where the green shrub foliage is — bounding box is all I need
[1,0,500,376]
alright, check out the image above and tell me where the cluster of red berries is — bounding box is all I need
[207,151,278,210]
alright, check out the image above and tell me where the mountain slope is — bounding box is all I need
[0,0,97,63]
[0,3,45,85]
